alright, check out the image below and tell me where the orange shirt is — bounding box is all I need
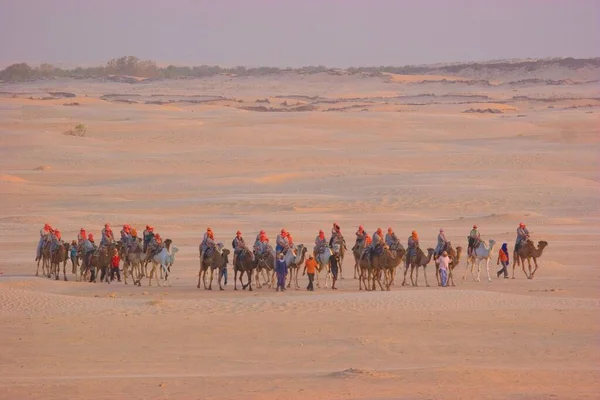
[304,259,317,274]
[498,249,509,262]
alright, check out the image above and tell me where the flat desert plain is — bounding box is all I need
[1,61,599,399]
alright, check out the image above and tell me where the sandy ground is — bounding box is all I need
[0,65,599,399]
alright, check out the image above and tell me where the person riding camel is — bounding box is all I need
[276,229,290,255]
[200,228,216,258]
[35,223,52,261]
[515,222,530,252]
[329,222,345,248]
[361,234,372,260]
[254,232,270,258]
[286,231,295,248]
[406,231,419,268]
[77,228,87,245]
[149,233,164,258]
[372,228,385,254]
[50,229,62,255]
[232,230,250,264]
[385,227,400,250]
[120,224,132,247]
[101,223,115,248]
[143,225,154,253]
[468,225,480,256]
[353,225,366,250]
[435,228,449,256]
[83,233,97,273]
[314,230,328,256]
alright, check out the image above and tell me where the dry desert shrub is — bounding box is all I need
[64,124,86,137]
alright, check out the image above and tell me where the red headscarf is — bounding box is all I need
[318,230,325,239]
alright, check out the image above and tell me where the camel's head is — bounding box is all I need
[427,248,435,255]
[164,239,172,250]
[455,246,463,256]
[538,240,548,249]
[298,244,307,254]
[222,248,231,256]
[489,239,497,248]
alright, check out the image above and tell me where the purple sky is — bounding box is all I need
[1,0,598,67]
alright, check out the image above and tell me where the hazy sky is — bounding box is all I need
[1,0,598,67]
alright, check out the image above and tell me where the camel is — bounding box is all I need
[352,242,365,279]
[96,242,117,283]
[149,239,177,287]
[512,240,548,279]
[371,245,406,290]
[50,242,70,281]
[234,249,257,291]
[402,248,435,286]
[434,244,463,287]
[78,247,99,282]
[286,244,307,290]
[35,241,52,278]
[198,243,229,290]
[463,239,497,282]
[358,252,383,291]
[122,239,144,286]
[255,248,276,289]
[315,246,333,288]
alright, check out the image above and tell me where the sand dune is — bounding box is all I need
[0,64,599,400]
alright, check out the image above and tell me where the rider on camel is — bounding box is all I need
[254,232,270,258]
[200,228,216,258]
[101,223,114,247]
[314,230,328,256]
[50,229,62,254]
[36,223,52,261]
[120,224,132,247]
[83,233,97,272]
[276,229,290,254]
[515,222,530,252]
[143,225,154,253]
[329,222,345,248]
[353,225,366,250]
[77,228,87,245]
[372,228,384,253]
[435,228,449,256]
[385,227,400,249]
[149,233,164,257]
[232,230,250,264]
[406,231,419,267]
[468,225,480,256]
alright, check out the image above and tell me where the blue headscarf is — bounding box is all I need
[501,243,509,255]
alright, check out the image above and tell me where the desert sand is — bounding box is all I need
[0,60,599,399]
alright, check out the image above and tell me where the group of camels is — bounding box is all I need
[195,235,548,292]
[35,237,178,287]
[34,233,548,291]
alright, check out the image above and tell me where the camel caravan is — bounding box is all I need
[34,222,548,291]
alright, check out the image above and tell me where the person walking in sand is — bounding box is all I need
[497,243,510,278]
[329,249,341,289]
[275,253,287,292]
[110,248,121,282]
[303,254,317,291]
[436,251,452,287]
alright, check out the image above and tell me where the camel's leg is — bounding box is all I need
[234,268,239,291]
[295,268,300,289]
[246,270,253,291]
[423,266,430,287]
[63,261,68,281]
[462,259,470,281]
[148,266,153,286]
[218,268,224,291]
[156,265,162,287]
[530,257,540,279]
[374,270,384,291]
[286,268,292,288]
[208,268,214,290]
[485,258,492,282]
[123,262,129,285]
[316,269,321,288]
[448,267,455,287]
[526,257,533,279]
[435,265,441,286]
[410,266,416,286]
[401,265,409,286]
[353,259,359,280]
